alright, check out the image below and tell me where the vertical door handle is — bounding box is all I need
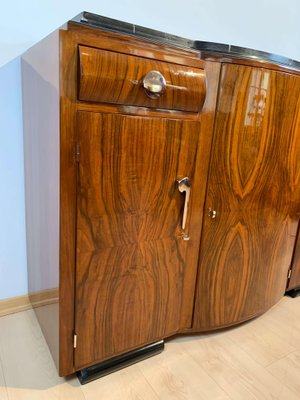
[177,177,191,238]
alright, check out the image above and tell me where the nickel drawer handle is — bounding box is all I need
[177,177,191,240]
[142,71,166,98]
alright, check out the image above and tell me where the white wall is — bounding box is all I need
[0,0,300,300]
[0,57,27,299]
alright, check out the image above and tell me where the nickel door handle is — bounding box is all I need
[177,177,191,233]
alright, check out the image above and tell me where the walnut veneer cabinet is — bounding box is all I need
[22,12,300,382]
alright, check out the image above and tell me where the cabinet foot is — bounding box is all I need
[285,288,300,298]
[76,340,164,384]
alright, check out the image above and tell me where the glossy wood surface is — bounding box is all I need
[77,101,201,120]
[57,23,300,375]
[58,27,210,376]
[288,226,300,290]
[78,45,206,112]
[69,21,202,63]
[178,60,221,329]
[59,30,79,376]
[193,64,300,331]
[74,112,202,369]
[199,52,300,76]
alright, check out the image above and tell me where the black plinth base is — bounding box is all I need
[77,340,164,385]
[285,288,300,298]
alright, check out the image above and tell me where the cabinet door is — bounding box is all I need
[193,64,300,330]
[74,112,200,368]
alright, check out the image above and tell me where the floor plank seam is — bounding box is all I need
[265,348,298,368]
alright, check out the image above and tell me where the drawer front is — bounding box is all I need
[78,45,206,112]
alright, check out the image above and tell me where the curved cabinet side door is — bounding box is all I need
[193,64,300,331]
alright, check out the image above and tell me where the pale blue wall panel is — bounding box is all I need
[0,57,27,299]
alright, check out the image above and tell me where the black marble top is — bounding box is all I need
[71,12,300,71]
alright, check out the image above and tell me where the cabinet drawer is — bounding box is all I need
[78,45,206,112]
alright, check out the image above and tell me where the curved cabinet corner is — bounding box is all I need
[192,63,300,331]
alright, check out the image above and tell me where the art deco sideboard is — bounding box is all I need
[22,12,300,383]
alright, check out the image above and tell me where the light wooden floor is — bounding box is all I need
[0,296,300,399]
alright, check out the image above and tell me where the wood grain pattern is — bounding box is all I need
[178,331,300,400]
[59,30,78,376]
[77,101,201,120]
[179,60,221,330]
[288,225,300,290]
[138,341,231,400]
[58,27,206,376]
[23,17,300,379]
[199,51,300,76]
[193,64,300,331]
[74,112,201,369]
[78,46,206,112]
[226,308,297,368]
[68,21,202,63]
[267,350,300,397]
